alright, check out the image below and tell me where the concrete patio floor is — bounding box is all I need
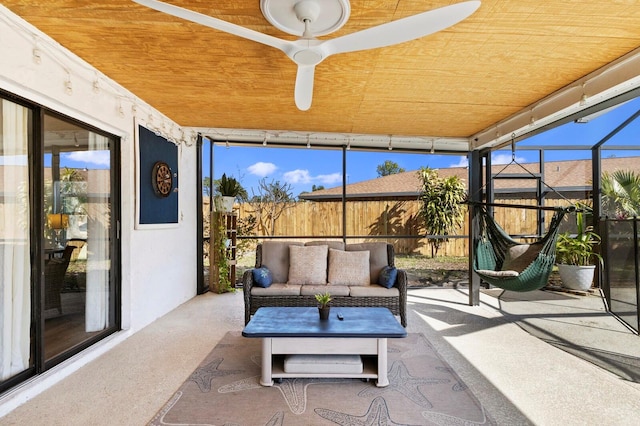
[1,287,640,425]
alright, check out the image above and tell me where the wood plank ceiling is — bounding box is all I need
[3,0,640,149]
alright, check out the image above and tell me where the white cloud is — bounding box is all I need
[65,150,110,166]
[248,162,277,177]
[283,169,311,184]
[316,173,342,185]
[450,156,468,168]
[282,169,342,185]
[492,153,526,165]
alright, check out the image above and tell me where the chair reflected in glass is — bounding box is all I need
[44,245,75,316]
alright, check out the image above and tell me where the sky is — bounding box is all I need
[209,97,640,198]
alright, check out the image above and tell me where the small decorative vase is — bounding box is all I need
[318,306,330,320]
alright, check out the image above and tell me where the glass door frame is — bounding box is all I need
[0,89,121,393]
[197,133,206,294]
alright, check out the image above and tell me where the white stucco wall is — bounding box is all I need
[0,5,198,412]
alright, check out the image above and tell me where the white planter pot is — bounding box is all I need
[557,264,596,291]
[215,196,235,213]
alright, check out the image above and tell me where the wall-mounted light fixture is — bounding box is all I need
[47,213,69,249]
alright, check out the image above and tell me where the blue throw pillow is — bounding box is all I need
[377,266,397,289]
[252,266,273,288]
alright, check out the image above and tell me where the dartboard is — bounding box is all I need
[152,161,173,197]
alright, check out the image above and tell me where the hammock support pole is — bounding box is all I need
[468,150,484,306]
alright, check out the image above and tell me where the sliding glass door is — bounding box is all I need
[0,93,120,393]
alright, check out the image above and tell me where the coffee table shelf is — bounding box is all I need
[270,355,379,380]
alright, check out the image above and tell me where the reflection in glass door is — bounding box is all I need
[43,113,117,363]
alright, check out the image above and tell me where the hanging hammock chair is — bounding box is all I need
[473,204,570,292]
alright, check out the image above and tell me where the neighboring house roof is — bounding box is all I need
[299,156,640,201]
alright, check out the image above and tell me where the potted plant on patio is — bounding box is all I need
[556,209,603,291]
[315,291,332,320]
[216,173,241,213]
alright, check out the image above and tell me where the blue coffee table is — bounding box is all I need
[242,307,406,387]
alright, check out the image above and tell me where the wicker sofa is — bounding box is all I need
[242,241,407,327]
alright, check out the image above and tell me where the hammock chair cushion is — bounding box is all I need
[476,269,520,278]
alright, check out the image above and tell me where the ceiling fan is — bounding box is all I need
[133,0,481,111]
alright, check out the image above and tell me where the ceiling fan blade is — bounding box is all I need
[323,0,481,56]
[295,65,316,111]
[133,0,292,53]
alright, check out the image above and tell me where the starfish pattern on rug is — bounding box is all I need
[315,396,422,426]
[358,360,450,408]
[188,357,243,392]
[219,374,345,414]
[219,353,349,415]
[436,366,468,392]
[264,411,285,426]
[218,375,262,392]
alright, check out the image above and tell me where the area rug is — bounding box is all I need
[148,331,496,425]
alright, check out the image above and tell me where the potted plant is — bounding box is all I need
[556,210,603,291]
[217,173,240,213]
[315,291,332,320]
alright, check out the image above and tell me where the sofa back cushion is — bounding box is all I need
[288,245,329,285]
[346,242,389,284]
[306,240,345,251]
[261,241,303,283]
[328,248,370,286]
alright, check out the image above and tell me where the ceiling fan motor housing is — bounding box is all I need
[294,0,320,23]
[260,0,351,37]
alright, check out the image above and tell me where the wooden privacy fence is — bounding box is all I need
[227,198,586,257]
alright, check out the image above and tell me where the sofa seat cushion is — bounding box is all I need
[251,283,301,296]
[328,248,370,286]
[346,242,388,284]
[300,284,350,297]
[288,245,329,285]
[261,241,304,283]
[349,285,399,297]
